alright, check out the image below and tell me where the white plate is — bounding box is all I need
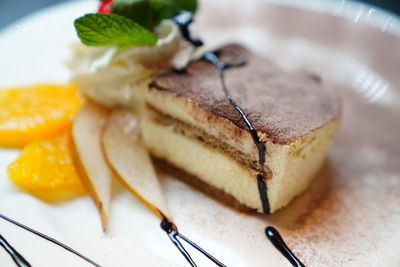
[1,0,400,266]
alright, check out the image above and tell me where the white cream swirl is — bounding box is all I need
[68,20,195,109]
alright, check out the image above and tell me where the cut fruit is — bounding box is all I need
[72,102,112,231]
[0,84,81,147]
[8,128,86,202]
[102,109,169,217]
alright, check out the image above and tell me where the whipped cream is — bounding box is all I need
[68,20,195,109]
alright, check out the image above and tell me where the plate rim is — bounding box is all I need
[1,0,400,38]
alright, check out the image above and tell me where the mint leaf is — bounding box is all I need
[111,0,197,29]
[74,13,157,47]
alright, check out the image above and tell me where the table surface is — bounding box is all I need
[0,0,399,30]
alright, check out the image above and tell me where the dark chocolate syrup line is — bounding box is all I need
[173,11,305,267]
[160,218,196,267]
[173,12,267,167]
[178,234,226,266]
[265,227,305,267]
[201,51,269,214]
[257,175,270,214]
[173,11,204,47]
[201,52,305,266]
[176,10,271,214]
[160,216,226,267]
[0,234,31,267]
[0,213,101,267]
[201,51,266,165]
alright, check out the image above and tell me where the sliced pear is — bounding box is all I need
[72,102,112,231]
[102,108,169,218]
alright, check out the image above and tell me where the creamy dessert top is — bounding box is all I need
[150,45,341,144]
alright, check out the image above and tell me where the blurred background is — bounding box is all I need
[0,0,399,30]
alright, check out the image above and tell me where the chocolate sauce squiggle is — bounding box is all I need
[265,227,305,267]
[174,11,267,169]
[173,11,305,267]
[201,52,306,266]
[202,47,306,267]
[160,217,226,267]
[201,51,269,214]
[201,51,266,165]
[160,218,196,266]
[257,174,269,214]
[175,11,270,213]
[173,11,204,47]
[0,213,101,267]
[0,234,31,267]
[173,12,267,170]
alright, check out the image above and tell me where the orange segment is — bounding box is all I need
[0,84,81,147]
[8,128,86,202]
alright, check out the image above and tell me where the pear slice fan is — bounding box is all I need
[72,102,113,231]
[102,109,169,218]
[73,105,169,230]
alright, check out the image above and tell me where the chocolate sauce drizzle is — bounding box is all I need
[173,11,204,47]
[201,52,307,266]
[173,11,307,267]
[160,216,226,267]
[265,227,305,267]
[174,13,266,165]
[0,234,31,267]
[201,50,269,214]
[174,11,270,214]
[0,213,101,267]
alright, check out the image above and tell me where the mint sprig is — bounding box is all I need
[74,13,157,47]
[74,0,197,47]
[111,0,197,29]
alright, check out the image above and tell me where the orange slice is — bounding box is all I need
[0,84,81,147]
[8,128,86,202]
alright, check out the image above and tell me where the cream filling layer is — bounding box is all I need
[141,113,339,213]
[141,117,262,211]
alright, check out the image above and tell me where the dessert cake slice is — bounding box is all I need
[141,45,340,213]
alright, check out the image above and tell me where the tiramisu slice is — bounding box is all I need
[141,45,340,213]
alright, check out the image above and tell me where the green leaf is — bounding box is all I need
[153,0,197,16]
[111,0,197,29]
[74,13,157,47]
[111,0,153,29]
